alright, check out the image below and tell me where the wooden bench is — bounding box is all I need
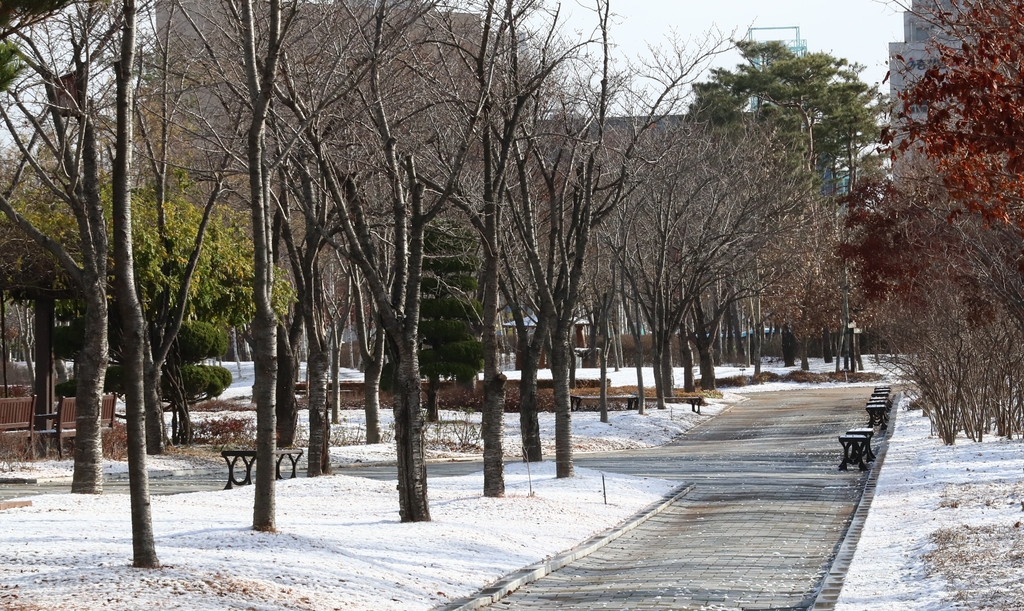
[661,396,706,414]
[35,395,118,458]
[838,434,871,471]
[0,396,35,434]
[570,394,638,412]
[221,448,304,490]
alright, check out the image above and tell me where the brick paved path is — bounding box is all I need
[490,387,872,611]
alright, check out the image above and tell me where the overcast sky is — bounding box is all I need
[561,0,906,93]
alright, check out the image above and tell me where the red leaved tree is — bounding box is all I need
[888,0,1024,227]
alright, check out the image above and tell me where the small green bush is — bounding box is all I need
[55,366,126,397]
[178,321,229,363]
[169,364,233,403]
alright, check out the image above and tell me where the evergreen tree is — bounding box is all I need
[419,221,483,423]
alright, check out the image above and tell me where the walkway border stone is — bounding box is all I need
[811,391,904,610]
[436,482,697,611]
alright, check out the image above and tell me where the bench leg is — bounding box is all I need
[224,455,257,489]
[275,453,301,480]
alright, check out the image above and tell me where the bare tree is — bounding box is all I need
[0,3,121,494]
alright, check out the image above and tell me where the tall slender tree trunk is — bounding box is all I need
[112,0,158,564]
[275,322,298,447]
[143,341,165,454]
[515,322,544,462]
[306,345,330,476]
[550,324,574,479]
[363,333,384,445]
[394,343,430,521]
[330,322,340,424]
[238,0,282,534]
[72,297,107,494]
[680,322,695,393]
[480,210,505,497]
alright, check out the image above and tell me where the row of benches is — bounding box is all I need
[838,386,892,471]
[0,395,118,457]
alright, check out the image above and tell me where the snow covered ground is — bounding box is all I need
[834,395,1024,610]
[8,355,1012,611]
[1,462,675,611]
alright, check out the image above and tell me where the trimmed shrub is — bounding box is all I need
[178,321,229,363]
[169,364,232,403]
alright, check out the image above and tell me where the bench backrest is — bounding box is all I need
[0,397,35,431]
[55,395,118,432]
[101,395,116,427]
[57,397,76,431]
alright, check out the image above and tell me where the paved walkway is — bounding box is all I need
[484,387,872,611]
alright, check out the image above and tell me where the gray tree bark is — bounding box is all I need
[112,0,158,566]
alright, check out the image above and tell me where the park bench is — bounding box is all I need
[34,395,118,458]
[0,396,35,436]
[847,428,876,461]
[570,394,638,412]
[661,396,706,414]
[838,434,871,471]
[866,403,888,429]
[221,448,304,490]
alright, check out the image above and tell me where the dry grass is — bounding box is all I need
[925,481,1024,609]
[0,432,33,472]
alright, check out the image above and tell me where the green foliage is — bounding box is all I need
[691,40,882,188]
[54,366,126,397]
[0,42,22,92]
[177,320,228,364]
[418,220,483,385]
[133,191,255,327]
[165,364,232,403]
[52,317,85,360]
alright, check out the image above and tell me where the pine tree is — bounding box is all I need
[419,221,483,423]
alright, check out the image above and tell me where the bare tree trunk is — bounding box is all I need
[306,345,331,476]
[363,331,384,445]
[143,341,166,454]
[621,279,645,415]
[551,324,574,479]
[276,320,299,447]
[681,328,695,393]
[72,286,107,494]
[330,321,340,424]
[112,0,158,564]
[394,343,430,521]
[480,184,505,496]
[599,325,609,424]
[240,0,283,534]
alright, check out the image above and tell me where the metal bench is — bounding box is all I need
[866,404,888,429]
[221,448,304,490]
[838,434,871,471]
[661,396,706,414]
[847,428,876,461]
[570,394,638,412]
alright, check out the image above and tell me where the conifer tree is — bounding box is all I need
[419,221,483,423]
